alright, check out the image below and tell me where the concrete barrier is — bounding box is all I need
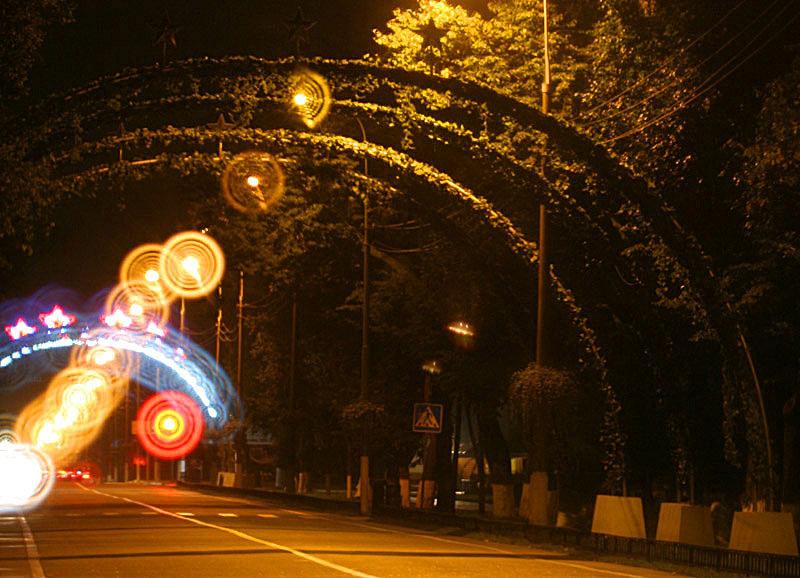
[655,503,715,547]
[591,495,646,539]
[216,471,236,487]
[729,511,799,556]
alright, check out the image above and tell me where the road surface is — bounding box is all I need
[2,482,698,578]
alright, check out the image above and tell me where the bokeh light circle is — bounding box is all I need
[290,67,330,129]
[119,243,175,303]
[160,232,225,298]
[104,280,171,332]
[0,443,54,513]
[222,151,285,214]
[137,391,204,460]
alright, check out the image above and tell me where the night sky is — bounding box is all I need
[12,0,492,301]
[31,0,490,96]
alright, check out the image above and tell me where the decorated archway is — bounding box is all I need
[1,56,762,496]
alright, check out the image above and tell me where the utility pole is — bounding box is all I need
[536,0,551,368]
[235,271,244,487]
[529,0,552,526]
[356,117,371,515]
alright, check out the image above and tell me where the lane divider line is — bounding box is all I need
[17,515,46,578]
[84,487,378,578]
[308,513,662,578]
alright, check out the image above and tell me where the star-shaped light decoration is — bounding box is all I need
[207,113,235,156]
[207,113,234,132]
[146,321,168,338]
[101,308,133,329]
[4,318,37,341]
[414,17,446,53]
[153,12,181,66]
[284,6,316,56]
[38,305,77,330]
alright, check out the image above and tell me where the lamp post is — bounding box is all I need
[529,0,552,525]
[355,116,371,516]
[537,0,551,368]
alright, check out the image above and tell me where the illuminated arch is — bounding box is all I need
[4,57,755,487]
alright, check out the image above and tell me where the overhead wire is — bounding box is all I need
[599,2,799,144]
[579,0,776,129]
[579,0,752,120]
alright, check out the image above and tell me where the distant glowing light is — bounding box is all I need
[293,92,308,106]
[145,269,160,283]
[4,318,37,341]
[447,321,475,337]
[38,305,76,330]
[246,176,260,188]
[129,303,144,317]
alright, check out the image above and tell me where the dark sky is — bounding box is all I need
[32,0,489,96]
[14,0,491,300]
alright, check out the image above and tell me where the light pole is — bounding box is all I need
[355,116,371,516]
[529,0,553,525]
[536,0,551,368]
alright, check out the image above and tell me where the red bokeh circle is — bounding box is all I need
[137,391,204,460]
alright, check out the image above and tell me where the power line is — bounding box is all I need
[579,0,752,119]
[580,0,775,129]
[600,3,799,144]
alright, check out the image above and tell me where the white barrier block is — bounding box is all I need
[592,495,646,539]
[729,511,799,556]
[656,503,715,547]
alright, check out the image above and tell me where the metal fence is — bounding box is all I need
[523,524,800,578]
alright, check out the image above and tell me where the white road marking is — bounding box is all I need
[282,509,315,517]
[257,513,278,518]
[218,513,237,517]
[176,512,195,516]
[307,513,671,578]
[17,516,45,578]
[85,487,378,578]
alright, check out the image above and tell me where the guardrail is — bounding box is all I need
[178,482,799,578]
[525,524,800,578]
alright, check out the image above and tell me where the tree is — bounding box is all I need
[0,0,75,111]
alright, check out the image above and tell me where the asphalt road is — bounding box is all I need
[2,482,697,578]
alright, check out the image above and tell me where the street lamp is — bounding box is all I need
[355,116,371,516]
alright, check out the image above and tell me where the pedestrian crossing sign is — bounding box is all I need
[413,403,443,433]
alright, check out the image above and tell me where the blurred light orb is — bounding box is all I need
[0,443,54,513]
[222,151,285,214]
[290,67,330,129]
[160,231,225,299]
[182,256,200,279]
[120,243,174,303]
[293,92,308,106]
[105,281,171,331]
[138,391,204,460]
